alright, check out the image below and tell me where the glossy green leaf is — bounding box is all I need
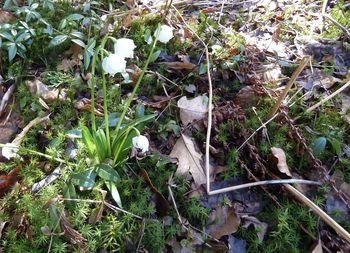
[81,126,95,156]
[8,43,17,61]
[67,13,84,21]
[96,164,120,182]
[312,137,327,157]
[71,169,96,188]
[105,181,122,208]
[48,35,68,48]
[71,39,85,48]
[329,138,341,156]
[149,49,161,63]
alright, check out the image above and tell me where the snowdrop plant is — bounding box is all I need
[79,24,171,205]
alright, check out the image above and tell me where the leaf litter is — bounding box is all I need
[1,0,350,252]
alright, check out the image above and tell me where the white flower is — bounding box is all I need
[102,54,126,76]
[114,38,136,58]
[155,25,173,44]
[2,143,19,160]
[132,135,149,153]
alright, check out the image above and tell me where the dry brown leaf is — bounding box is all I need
[340,94,350,124]
[162,61,196,71]
[0,167,20,197]
[242,215,268,242]
[169,134,207,187]
[177,95,208,126]
[126,0,137,9]
[206,205,240,239]
[88,190,106,225]
[269,147,292,177]
[58,210,89,251]
[140,168,169,217]
[0,9,15,24]
[26,80,67,103]
[0,83,15,117]
[310,238,323,253]
[57,58,81,72]
[74,98,104,117]
[0,220,7,240]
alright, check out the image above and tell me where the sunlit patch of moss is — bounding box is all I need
[323,1,350,39]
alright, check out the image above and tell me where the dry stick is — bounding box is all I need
[12,114,51,146]
[323,14,350,39]
[172,5,213,194]
[267,57,310,119]
[307,80,350,112]
[208,179,321,195]
[285,184,350,243]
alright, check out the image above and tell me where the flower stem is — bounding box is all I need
[100,38,111,156]
[114,25,160,135]
[0,143,75,166]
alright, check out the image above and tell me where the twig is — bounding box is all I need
[323,13,350,38]
[12,114,51,146]
[62,198,142,220]
[32,164,62,193]
[171,4,213,195]
[208,179,321,195]
[237,113,279,151]
[307,80,350,112]
[168,174,183,224]
[0,83,15,117]
[285,184,350,243]
[267,57,309,119]
[217,0,226,26]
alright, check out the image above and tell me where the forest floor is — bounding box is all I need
[1,0,350,252]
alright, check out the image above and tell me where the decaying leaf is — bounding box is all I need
[242,216,268,242]
[206,205,240,239]
[58,210,88,251]
[177,95,208,126]
[170,134,207,187]
[297,69,341,90]
[0,9,15,24]
[0,220,7,240]
[233,86,265,109]
[88,190,106,225]
[57,58,81,72]
[32,165,62,193]
[140,168,169,217]
[340,93,350,124]
[74,98,104,116]
[228,235,247,253]
[268,147,292,177]
[0,83,16,117]
[162,61,196,71]
[0,167,20,197]
[26,80,67,103]
[310,238,323,253]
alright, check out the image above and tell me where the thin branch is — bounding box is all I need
[208,179,321,195]
[267,57,309,119]
[285,184,350,243]
[307,80,350,112]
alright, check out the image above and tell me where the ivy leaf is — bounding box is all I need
[48,35,68,48]
[329,138,341,156]
[312,137,327,157]
[71,39,85,48]
[96,164,120,182]
[105,181,122,208]
[8,43,17,61]
[71,169,96,189]
[67,13,84,21]
[149,49,161,63]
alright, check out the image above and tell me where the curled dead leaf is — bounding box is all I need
[162,61,196,71]
[169,134,207,187]
[74,98,104,117]
[26,80,67,103]
[268,147,292,177]
[177,95,208,126]
[206,205,240,239]
[140,169,169,217]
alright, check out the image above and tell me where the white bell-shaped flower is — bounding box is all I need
[132,135,149,153]
[155,25,174,44]
[2,143,19,160]
[102,54,126,76]
[114,38,136,58]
